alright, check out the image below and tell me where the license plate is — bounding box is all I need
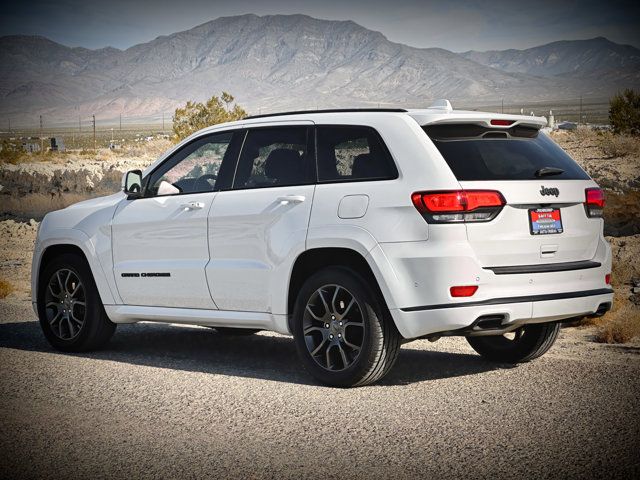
[529,208,563,235]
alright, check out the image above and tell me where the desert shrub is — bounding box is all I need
[0,279,14,299]
[599,133,640,157]
[0,140,27,164]
[173,92,247,142]
[595,314,640,343]
[609,89,640,135]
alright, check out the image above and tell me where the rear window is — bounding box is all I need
[423,124,589,181]
[316,126,397,182]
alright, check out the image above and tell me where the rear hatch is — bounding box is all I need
[423,122,602,268]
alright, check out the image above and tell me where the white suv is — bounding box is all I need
[32,101,613,386]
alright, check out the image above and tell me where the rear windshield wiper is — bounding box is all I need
[535,167,565,177]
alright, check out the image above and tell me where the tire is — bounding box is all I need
[292,266,400,387]
[466,322,560,363]
[214,327,261,336]
[37,252,116,352]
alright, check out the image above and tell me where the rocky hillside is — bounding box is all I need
[2,15,639,123]
[462,37,640,81]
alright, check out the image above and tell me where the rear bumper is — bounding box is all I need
[389,289,613,339]
[370,232,613,339]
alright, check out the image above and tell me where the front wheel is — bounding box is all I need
[38,253,116,352]
[292,267,400,387]
[466,322,560,363]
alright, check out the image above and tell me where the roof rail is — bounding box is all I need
[245,108,408,120]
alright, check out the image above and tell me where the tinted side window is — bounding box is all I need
[232,126,313,189]
[423,125,590,181]
[316,126,397,182]
[146,131,242,196]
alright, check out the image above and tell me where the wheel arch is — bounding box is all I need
[287,247,396,333]
[34,234,116,307]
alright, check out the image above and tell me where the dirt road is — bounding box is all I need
[1,298,638,479]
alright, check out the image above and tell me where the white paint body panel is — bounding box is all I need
[207,185,315,313]
[32,108,613,340]
[111,192,217,309]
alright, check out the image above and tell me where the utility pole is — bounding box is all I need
[92,115,96,150]
[579,96,583,125]
[39,115,43,153]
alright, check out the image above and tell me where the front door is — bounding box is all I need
[112,130,242,308]
[207,123,315,313]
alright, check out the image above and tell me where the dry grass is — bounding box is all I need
[1,138,172,166]
[0,278,14,299]
[581,235,640,343]
[593,294,640,343]
[599,134,640,158]
[554,128,640,159]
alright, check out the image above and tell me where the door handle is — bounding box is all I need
[277,195,306,205]
[181,201,204,210]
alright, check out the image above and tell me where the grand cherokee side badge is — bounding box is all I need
[540,186,559,197]
[121,272,171,277]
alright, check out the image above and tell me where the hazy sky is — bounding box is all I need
[2,0,639,52]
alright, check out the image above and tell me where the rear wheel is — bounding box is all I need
[292,267,400,387]
[466,322,560,363]
[38,253,116,352]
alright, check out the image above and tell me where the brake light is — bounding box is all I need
[490,119,515,126]
[605,273,611,285]
[412,190,505,223]
[584,188,605,218]
[450,285,478,297]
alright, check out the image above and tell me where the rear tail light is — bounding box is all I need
[584,188,605,218]
[605,273,611,285]
[411,190,505,223]
[450,285,478,297]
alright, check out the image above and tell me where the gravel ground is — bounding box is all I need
[1,298,639,479]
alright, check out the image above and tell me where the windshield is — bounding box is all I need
[423,124,590,181]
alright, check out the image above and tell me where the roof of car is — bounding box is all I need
[194,100,547,136]
[245,108,408,119]
[240,100,547,129]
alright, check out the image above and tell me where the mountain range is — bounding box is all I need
[1,14,639,125]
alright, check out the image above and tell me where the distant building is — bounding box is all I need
[22,141,41,153]
[50,137,65,152]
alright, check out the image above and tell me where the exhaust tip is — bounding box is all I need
[589,302,612,318]
[472,314,507,331]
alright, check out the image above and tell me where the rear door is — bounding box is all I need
[207,123,315,313]
[424,123,601,267]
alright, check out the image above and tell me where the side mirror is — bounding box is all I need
[122,169,143,198]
